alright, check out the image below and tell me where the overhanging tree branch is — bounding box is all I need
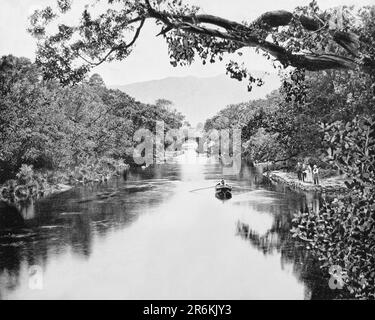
[30,1,375,84]
[145,7,362,72]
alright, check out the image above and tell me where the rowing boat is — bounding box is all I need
[215,184,232,200]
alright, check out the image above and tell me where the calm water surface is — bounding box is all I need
[0,151,334,299]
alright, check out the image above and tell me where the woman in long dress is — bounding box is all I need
[307,164,313,183]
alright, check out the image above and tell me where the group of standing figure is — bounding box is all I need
[296,162,320,185]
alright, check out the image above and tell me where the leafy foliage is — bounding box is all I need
[27,1,375,87]
[291,116,375,299]
[0,55,184,184]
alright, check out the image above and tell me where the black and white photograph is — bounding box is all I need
[0,0,374,305]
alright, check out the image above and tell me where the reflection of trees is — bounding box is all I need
[0,166,180,297]
[235,190,337,300]
[238,163,265,185]
[237,222,280,255]
[0,202,24,227]
[0,246,22,297]
[204,162,270,185]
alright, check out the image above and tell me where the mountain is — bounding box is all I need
[110,72,281,125]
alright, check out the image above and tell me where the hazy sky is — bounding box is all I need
[0,0,373,85]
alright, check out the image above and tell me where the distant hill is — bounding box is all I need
[111,72,281,125]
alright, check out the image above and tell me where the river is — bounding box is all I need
[0,149,335,299]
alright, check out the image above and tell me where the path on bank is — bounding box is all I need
[265,170,348,192]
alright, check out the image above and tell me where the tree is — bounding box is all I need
[0,55,60,180]
[88,73,106,88]
[29,1,375,87]
[155,98,173,109]
[0,55,186,181]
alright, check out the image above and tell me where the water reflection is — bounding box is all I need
[235,190,336,300]
[0,154,333,299]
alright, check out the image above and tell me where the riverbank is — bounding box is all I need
[0,159,129,206]
[264,170,348,192]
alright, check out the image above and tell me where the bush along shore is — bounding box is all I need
[266,167,374,299]
[291,186,375,299]
[0,158,129,206]
[291,117,375,300]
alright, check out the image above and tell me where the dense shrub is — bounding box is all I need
[292,116,375,299]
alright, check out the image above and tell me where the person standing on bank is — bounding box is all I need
[307,163,313,183]
[313,165,320,185]
[296,162,302,180]
[302,163,307,182]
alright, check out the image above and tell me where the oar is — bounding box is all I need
[231,186,254,191]
[189,185,217,193]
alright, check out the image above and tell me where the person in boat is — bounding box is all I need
[216,179,232,191]
[217,179,225,186]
